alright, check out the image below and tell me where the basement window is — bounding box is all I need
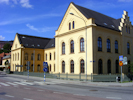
[104,23,107,25]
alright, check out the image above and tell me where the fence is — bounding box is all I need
[8,71,132,82]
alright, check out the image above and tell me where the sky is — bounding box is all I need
[0,0,133,41]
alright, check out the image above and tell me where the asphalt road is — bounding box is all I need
[0,74,133,100]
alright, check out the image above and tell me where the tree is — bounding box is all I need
[3,43,11,53]
[128,63,133,73]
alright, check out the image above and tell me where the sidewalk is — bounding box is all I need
[7,74,133,87]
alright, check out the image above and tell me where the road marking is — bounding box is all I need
[22,82,34,85]
[6,82,18,86]
[23,98,33,100]
[37,90,43,91]
[106,97,122,99]
[0,82,10,86]
[53,92,63,94]
[14,82,26,85]
[24,88,30,90]
[73,94,85,96]
[5,95,14,98]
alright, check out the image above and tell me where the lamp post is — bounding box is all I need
[70,13,87,81]
[32,44,35,72]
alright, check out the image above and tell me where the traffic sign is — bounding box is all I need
[27,66,30,70]
[43,62,48,68]
[119,61,123,66]
[43,67,48,72]
[119,55,123,61]
[123,57,127,65]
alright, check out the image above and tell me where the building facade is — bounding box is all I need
[11,2,133,74]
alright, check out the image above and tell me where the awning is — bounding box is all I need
[0,65,7,67]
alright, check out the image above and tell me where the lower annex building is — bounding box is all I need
[11,2,133,75]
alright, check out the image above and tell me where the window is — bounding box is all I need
[69,22,71,30]
[54,64,55,72]
[31,64,33,71]
[13,54,14,61]
[98,37,102,51]
[46,54,47,61]
[31,53,34,60]
[62,61,65,73]
[25,53,28,60]
[24,64,27,71]
[18,53,19,60]
[37,64,40,72]
[98,59,102,74]
[107,39,111,52]
[62,42,65,54]
[128,27,130,34]
[73,21,75,29]
[128,60,130,73]
[80,59,84,73]
[80,38,84,52]
[115,40,118,53]
[49,64,51,72]
[70,40,74,53]
[15,53,17,61]
[54,52,55,60]
[50,53,51,60]
[126,26,128,33]
[107,59,111,74]
[116,60,119,73]
[127,42,130,54]
[70,60,74,73]
[37,54,41,60]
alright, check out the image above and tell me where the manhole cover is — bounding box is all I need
[90,90,98,91]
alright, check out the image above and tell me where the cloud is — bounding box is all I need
[0,13,62,26]
[0,0,33,8]
[118,0,132,2]
[26,24,57,32]
[0,0,9,4]
[20,0,33,8]
[0,35,5,40]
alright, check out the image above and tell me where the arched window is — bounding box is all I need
[25,53,28,60]
[46,54,47,61]
[80,59,84,73]
[107,59,111,74]
[37,64,40,72]
[31,53,34,60]
[80,38,84,52]
[13,54,14,61]
[50,53,51,60]
[73,21,75,29]
[127,42,130,54]
[70,60,74,73]
[49,64,51,72]
[70,40,74,53]
[98,59,102,74]
[62,61,65,73]
[31,64,33,71]
[37,54,41,60]
[116,60,119,73]
[128,60,130,73]
[62,42,65,54]
[115,40,118,53]
[69,22,71,30]
[98,37,102,51]
[18,53,19,60]
[15,53,17,61]
[107,39,111,52]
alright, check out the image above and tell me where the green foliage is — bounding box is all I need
[128,62,133,73]
[2,43,11,53]
[0,49,3,53]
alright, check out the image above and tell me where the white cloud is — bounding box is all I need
[118,0,132,2]
[20,0,32,8]
[0,13,62,26]
[0,35,5,40]
[26,24,57,33]
[0,0,33,8]
[0,0,9,4]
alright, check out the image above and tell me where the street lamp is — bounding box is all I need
[70,13,87,81]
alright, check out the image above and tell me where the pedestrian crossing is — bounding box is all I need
[0,82,34,87]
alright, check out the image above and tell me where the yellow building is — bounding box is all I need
[11,2,133,75]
